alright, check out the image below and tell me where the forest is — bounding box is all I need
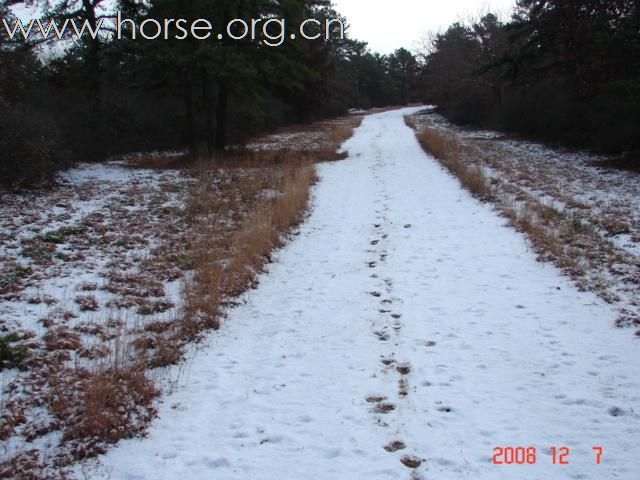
[422,0,640,162]
[1,0,639,187]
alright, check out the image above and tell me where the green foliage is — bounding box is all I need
[0,263,31,294]
[20,241,56,262]
[0,333,29,371]
[0,4,68,187]
[39,226,87,245]
[422,2,640,159]
[0,0,407,183]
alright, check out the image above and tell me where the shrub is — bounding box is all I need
[0,333,29,371]
[0,105,67,188]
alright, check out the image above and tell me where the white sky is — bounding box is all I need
[332,0,516,53]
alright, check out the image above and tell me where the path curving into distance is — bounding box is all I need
[84,108,640,480]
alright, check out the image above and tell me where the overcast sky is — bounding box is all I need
[332,0,516,53]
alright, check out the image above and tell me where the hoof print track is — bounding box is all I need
[374,402,396,414]
[396,363,411,375]
[399,379,409,397]
[374,331,391,341]
[384,440,406,452]
[365,220,423,473]
[401,456,422,469]
[366,396,387,404]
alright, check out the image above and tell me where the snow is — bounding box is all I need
[0,162,186,336]
[0,161,194,466]
[410,110,640,322]
[81,108,640,479]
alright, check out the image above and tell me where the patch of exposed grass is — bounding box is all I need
[0,262,31,294]
[0,114,361,477]
[20,241,56,262]
[407,122,493,201]
[0,333,30,371]
[49,365,158,458]
[405,113,640,327]
[38,226,86,245]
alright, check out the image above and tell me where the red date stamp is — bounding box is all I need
[493,446,604,465]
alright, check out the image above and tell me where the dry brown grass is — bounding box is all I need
[409,122,493,201]
[181,154,317,344]
[407,119,575,259]
[407,116,563,252]
[0,114,360,477]
[120,152,188,170]
[177,116,357,346]
[49,365,158,458]
[406,113,640,327]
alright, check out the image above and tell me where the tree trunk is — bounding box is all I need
[202,69,214,156]
[214,80,229,151]
[82,0,102,156]
[183,70,198,158]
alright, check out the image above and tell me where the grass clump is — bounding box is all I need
[0,333,30,371]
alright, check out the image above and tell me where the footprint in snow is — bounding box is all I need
[366,395,387,403]
[384,440,406,452]
[373,402,396,414]
[609,406,625,417]
[374,331,391,341]
[401,455,422,469]
[399,379,409,397]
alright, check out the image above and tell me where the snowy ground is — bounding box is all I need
[409,111,640,327]
[1,116,359,475]
[81,108,640,479]
[0,162,194,470]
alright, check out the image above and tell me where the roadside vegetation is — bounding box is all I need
[406,111,640,332]
[0,0,411,188]
[0,114,361,478]
[419,1,640,164]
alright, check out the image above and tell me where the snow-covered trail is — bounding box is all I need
[88,108,640,480]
